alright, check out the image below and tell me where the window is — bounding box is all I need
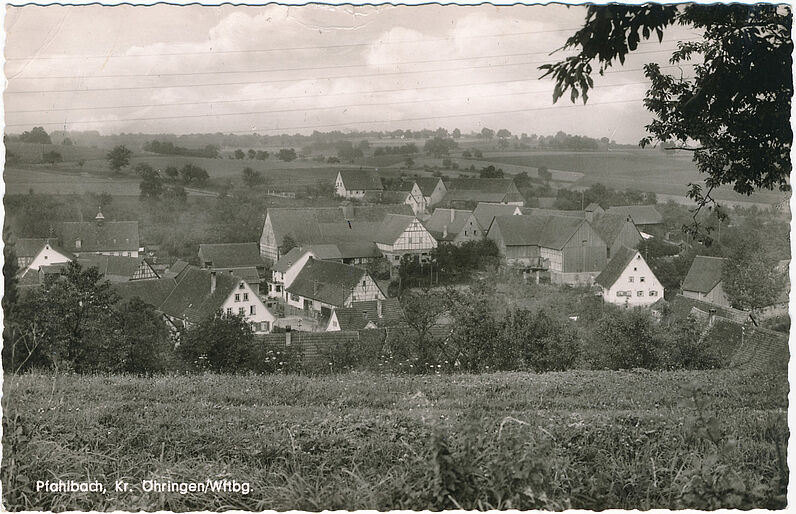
[362,280,366,287]
[260,321,270,332]
[75,239,82,249]
[243,293,249,301]
[637,291,643,297]
[332,321,338,328]
[239,282,245,289]
[628,276,634,283]
[640,277,645,283]
[238,307,245,315]
[394,255,400,261]
[633,267,637,271]
[649,290,658,296]
[234,294,240,302]
[226,307,232,315]
[250,305,255,315]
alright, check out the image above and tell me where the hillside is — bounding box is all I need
[2,370,787,511]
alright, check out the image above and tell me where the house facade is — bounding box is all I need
[60,210,140,257]
[423,208,481,245]
[267,246,319,300]
[25,242,73,272]
[415,177,447,208]
[595,247,663,307]
[374,214,437,265]
[591,213,643,260]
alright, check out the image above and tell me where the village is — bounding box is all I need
[9,166,788,373]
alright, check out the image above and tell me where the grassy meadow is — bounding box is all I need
[2,369,787,511]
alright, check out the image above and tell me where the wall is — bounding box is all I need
[683,282,731,308]
[259,215,279,263]
[560,223,608,273]
[452,214,484,245]
[601,252,664,307]
[27,244,72,271]
[221,280,276,333]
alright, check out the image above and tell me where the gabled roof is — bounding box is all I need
[592,212,639,245]
[347,298,404,327]
[379,190,413,205]
[374,214,416,245]
[659,294,751,324]
[231,266,261,285]
[332,308,375,331]
[198,242,263,268]
[491,214,586,250]
[286,258,371,307]
[585,202,604,213]
[444,178,515,193]
[15,238,47,258]
[414,177,443,196]
[423,209,472,241]
[606,205,663,225]
[472,202,521,231]
[595,246,638,288]
[339,169,383,191]
[386,180,417,192]
[60,220,140,253]
[265,205,413,250]
[160,266,239,322]
[77,254,151,280]
[682,255,725,293]
[168,259,190,278]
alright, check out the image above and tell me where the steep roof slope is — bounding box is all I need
[113,277,178,307]
[160,267,238,322]
[606,205,663,225]
[423,209,472,241]
[286,258,370,307]
[15,238,47,258]
[473,202,521,231]
[521,208,585,218]
[339,169,383,191]
[415,177,443,196]
[374,214,416,245]
[592,212,639,245]
[60,221,139,253]
[198,242,263,268]
[77,254,147,279]
[682,255,725,293]
[595,246,638,288]
[492,214,586,249]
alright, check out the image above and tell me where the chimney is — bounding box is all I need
[285,326,292,346]
[708,308,716,326]
[449,209,455,223]
[442,225,448,239]
[376,298,383,319]
[210,270,217,294]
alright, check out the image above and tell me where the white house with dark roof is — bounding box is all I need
[326,297,404,331]
[681,255,730,307]
[374,214,437,266]
[60,209,140,257]
[595,246,663,307]
[423,208,480,244]
[285,258,385,320]
[335,169,383,199]
[267,245,342,300]
[382,180,427,215]
[14,238,48,269]
[24,241,74,272]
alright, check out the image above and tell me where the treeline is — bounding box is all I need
[554,183,658,210]
[373,143,419,156]
[143,139,220,159]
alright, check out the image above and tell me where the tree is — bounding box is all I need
[538,166,552,182]
[424,136,458,158]
[178,313,254,372]
[3,227,20,322]
[164,184,188,202]
[136,163,163,199]
[256,150,269,160]
[722,233,786,311]
[19,126,52,144]
[42,151,62,165]
[278,148,297,162]
[480,127,495,140]
[115,297,174,373]
[180,163,209,185]
[479,165,504,178]
[242,167,265,187]
[164,166,179,180]
[234,149,246,160]
[106,145,133,173]
[496,128,512,139]
[452,128,462,138]
[541,5,791,237]
[336,141,363,163]
[247,149,257,159]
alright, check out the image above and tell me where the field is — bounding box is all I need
[2,370,787,511]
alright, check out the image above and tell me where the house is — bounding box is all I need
[521,207,585,218]
[488,214,607,284]
[259,204,413,263]
[285,258,385,319]
[383,180,426,215]
[23,240,74,272]
[374,214,437,265]
[198,242,264,288]
[594,246,663,307]
[77,254,160,282]
[128,266,277,334]
[681,255,731,307]
[591,213,642,260]
[653,294,753,325]
[335,169,383,199]
[14,238,48,269]
[60,210,140,257]
[472,202,522,234]
[415,177,447,208]
[423,208,480,244]
[440,178,525,208]
[326,297,404,331]
[606,205,664,231]
[267,245,343,300]
[584,202,605,221]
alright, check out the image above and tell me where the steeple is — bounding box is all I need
[95,207,105,226]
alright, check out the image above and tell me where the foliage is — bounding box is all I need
[242,166,266,187]
[163,184,187,202]
[431,239,500,279]
[136,163,163,199]
[177,313,255,372]
[336,140,364,163]
[42,151,62,165]
[281,235,298,254]
[114,297,174,373]
[423,136,458,158]
[554,182,656,210]
[234,149,245,160]
[278,148,297,162]
[538,166,552,181]
[19,126,52,144]
[106,145,133,173]
[480,127,495,139]
[143,139,219,158]
[179,163,209,185]
[373,143,418,156]
[542,4,792,234]
[164,166,179,180]
[479,165,503,178]
[722,232,787,310]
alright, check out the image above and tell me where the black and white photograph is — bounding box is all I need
[1,1,791,511]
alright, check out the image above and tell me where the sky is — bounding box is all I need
[4,4,700,143]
